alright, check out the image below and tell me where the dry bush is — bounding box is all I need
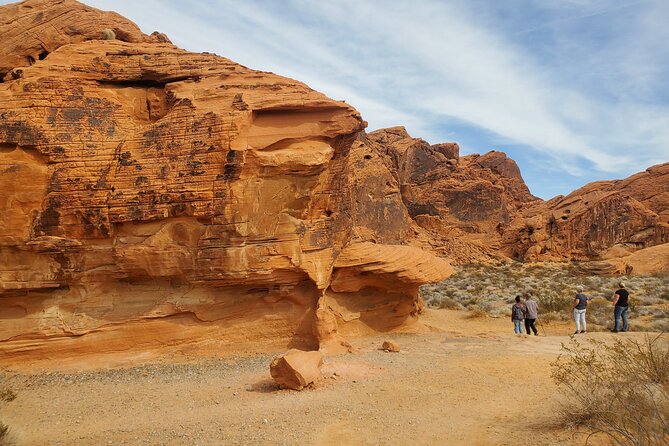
[465,305,488,319]
[0,389,15,403]
[584,298,611,330]
[0,422,14,446]
[537,291,572,313]
[434,296,462,310]
[552,335,669,446]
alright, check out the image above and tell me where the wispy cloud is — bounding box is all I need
[60,1,669,196]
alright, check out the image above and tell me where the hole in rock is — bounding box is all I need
[38,51,49,60]
[99,79,172,122]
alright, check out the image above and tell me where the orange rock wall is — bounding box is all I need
[0,0,452,365]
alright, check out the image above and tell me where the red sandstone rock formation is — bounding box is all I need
[502,163,669,262]
[367,127,539,263]
[0,0,451,366]
[367,126,668,269]
[1,0,666,367]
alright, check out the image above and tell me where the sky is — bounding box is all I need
[18,0,669,198]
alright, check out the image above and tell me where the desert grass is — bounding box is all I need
[421,262,669,331]
[551,334,669,446]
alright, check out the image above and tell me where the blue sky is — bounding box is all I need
[16,0,669,198]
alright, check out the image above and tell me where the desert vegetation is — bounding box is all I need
[0,386,15,446]
[421,263,669,332]
[551,334,669,446]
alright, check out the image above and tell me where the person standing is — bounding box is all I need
[511,295,525,336]
[573,286,588,334]
[612,282,630,332]
[523,293,539,336]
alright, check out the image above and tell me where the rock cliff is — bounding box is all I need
[0,0,451,365]
[1,0,666,367]
[502,162,669,263]
[366,127,539,263]
[366,126,668,270]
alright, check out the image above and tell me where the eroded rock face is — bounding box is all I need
[0,0,451,366]
[502,163,669,262]
[367,126,668,269]
[367,127,538,263]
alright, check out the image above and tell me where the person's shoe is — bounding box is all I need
[534,332,538,336]
[574,331,579,334]
[612,329,619,333]
[580,330,586,333]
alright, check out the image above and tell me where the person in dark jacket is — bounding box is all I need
[573,285,588,334]
[511,295,525,336]
[612,282,630,332]
[523,293,539,336]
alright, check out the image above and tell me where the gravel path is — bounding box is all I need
[1,310,604,445]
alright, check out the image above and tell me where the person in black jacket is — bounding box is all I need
[612,282,630,332]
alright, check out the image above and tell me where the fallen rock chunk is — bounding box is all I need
[382,341,400,352]
[270,349,324,390]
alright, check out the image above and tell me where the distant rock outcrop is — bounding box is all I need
[367,127,539,263]
[502,163,669,262]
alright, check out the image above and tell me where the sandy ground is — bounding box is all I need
[0,309,622,446]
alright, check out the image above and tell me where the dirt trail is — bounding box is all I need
[1,310,622,445]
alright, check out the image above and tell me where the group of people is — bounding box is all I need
[510,294,540,336]
[510,282,631,336]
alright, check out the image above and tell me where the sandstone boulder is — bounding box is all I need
[270,349,324,390]
[382,341,400,352]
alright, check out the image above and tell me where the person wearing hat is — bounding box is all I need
[573,285,588,334]
[612,282,630,332]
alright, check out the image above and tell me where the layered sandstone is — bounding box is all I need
[0,0,451,366]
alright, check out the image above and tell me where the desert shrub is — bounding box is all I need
[650,320,669,332]
[434,296,462,310]
[541,311,560,322]
[0,422,8,445]
[585,298,611,329]
[0,389,16,403]
[0,420,16,446]
[537,291,572,313]
[552,335,669,446]
[465,305,487,319]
